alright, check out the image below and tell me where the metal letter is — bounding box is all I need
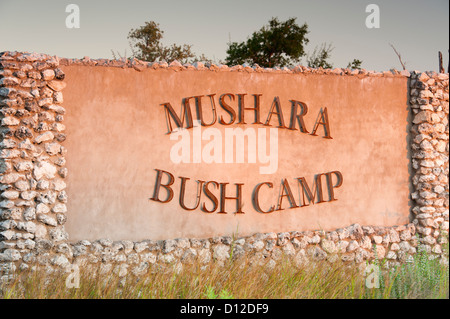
[179,176,204,211]
[218,93,236,125]
[252,182,275,213]
[276,179,299,211]
[297,174,326,206]
[325,171,343,202]
[195,94,217,127]
[162,99,194,134]
[202,181,219,213]
[264,96,286,128]
[288,100,309,133]
[218,183,244,214]
[150,169,175,203]
[310,107,332,139]
[238,93,262,124]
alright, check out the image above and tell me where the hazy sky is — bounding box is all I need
[0,0,448,71]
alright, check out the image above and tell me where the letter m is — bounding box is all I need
[297,174,325,206]
[162,98,194,134]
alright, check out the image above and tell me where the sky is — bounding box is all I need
[0,0,448,72]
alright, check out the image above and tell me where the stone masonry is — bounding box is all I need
[409,71,449,256]
[0,52,68,273]
[0,51,448,278]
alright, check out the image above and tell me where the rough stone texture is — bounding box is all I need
[1,51,449,276]
[409,71,449,257]
[3,223,423,274]
[0,51,68,272]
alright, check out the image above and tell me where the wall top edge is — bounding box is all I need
[2,50,448,79]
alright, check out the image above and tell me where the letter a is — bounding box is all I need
[365,4,380,29]
[65,4,80,29]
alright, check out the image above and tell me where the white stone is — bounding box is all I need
[52,203,67,213]
[0,200,15,209]
[24,239,36,249]
[52,180,66,191]
[198,249,211,264]
[432,245,442,254]
[17,221,36,233]
[423,236,436,245]
[14,161,33,172]
[38,97,53,107]
[435,141,447,153]
[434,185,445,194]
[20,191,37,200]
[347,240,359,252]
[41,69,55,81]
[0,249,21,262]
[53,92,63,103]
[0,139,16,148]
[37,180,50,190]
[293,249,308,267]
[34,224,47,238]
[134,241,148,253]
[420,140,433,151]
[372,235,383,244]
[49,228,68,241]
[33,161,56,180]
[253,240,265,251]
[23,207,36,221]
[1,190,19,199]
[51,255,70,268]
[158,254,175,264]
[36,203,50,214]
[337,240,349,253]
[0,173,21,184]
[37,214,57,226]
[48,104,65,114]
[309,235,321,244]
[1,117,20,126]
[386,251,397,260]
[18,139,34,150]
[282,242,296,256]
[44,142,61,155]
[0,220,17,230]
[0,149,20,159]
[162,239,176,254]
[361,236,372,249]
[321,240,337,254]
[399,241,411,251]
[14,180,30,191]
[31,88,40,97]
[420,206,436,213]
[52,123,65,132]
[213,244,230,261]
[34,131,54,144]
[47,80,66,92]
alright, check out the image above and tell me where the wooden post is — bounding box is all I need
[438,51,444,73]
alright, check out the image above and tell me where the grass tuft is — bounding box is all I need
[1,247,448,299]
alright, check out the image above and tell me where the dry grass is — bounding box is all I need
[1,247,448,299]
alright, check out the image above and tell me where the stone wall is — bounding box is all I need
[0,51,448,277]
[409,71,449,255]
[0,52,69,273]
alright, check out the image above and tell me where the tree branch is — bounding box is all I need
[389,43,406,70]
